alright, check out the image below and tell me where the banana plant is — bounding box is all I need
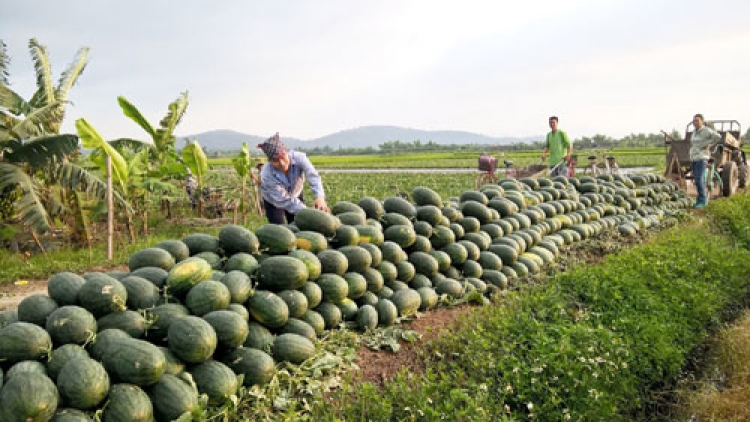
[232,143,252,224]
[115,92,189,177]
[0,38,89,141]
[112,92,191,219]
[182,139,208,217]
[76,118,140,239]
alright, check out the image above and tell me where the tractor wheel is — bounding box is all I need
[721,161,739,197]
[738,162,749,188]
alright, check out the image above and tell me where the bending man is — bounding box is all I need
[257,133,330,224]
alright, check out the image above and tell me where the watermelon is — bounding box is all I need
[277,290,309,319]
[224,347,275,387]
[101,383,153,422]
[256,224,297,254]
[329,225,359,248]
[338,245,372,273]
[166,257,213,296]
[272,333,316,364]
[190,360,239,405]
[359,197,385,220]
[148,374,199,422]
[78,273,128,318]
[128,248,175,272]
[294,208,341,237]
[299,281,323,309]
[359,242,383,266]
[203,310,250,350]
[220,270,254,304]
[88,328,130,361]
[154,239,190,262]
[294,231,329,253]
[185,280,231,316]
[219,225,260,255]
[168,316,217,363]
[97,310,147,338]
[57,357,110,410]
[314,302,342,329]
[18,294,58,327]
[300,310,326,337]
[129,267,169,288]
[7,360,47,378]
[48,272,86,306]
[145,303,189,344]
[288,249,322,281]
[257,256,309,291]
[375,299,398,326]
[0,372,58,422]
[244,322,275,351]
[247,290,289,329]
[280,318,317,342]
[102,338,166,386]
[194,251,223,270]
[317,249,349,276]
[0,321,52,363]
[317,274,349,303]
[120,276,161,310]
[412,186,443,207]
[47,344,89,380]
[223,253,259,276]
[356,305,378,331]
[183,233,220,255]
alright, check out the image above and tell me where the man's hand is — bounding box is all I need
[541,154,547,162]
[313,197,330,213]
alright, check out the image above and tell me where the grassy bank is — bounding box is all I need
[308,214,750,420]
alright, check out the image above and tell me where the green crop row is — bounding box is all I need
[208,149,667,170]
[306,205,750,420]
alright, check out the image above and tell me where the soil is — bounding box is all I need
[354,305,474,386]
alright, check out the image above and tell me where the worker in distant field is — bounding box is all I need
[257,132,330,224]
[689,113,721,208]
[541,116,572,177]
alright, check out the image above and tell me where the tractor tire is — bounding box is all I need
[721,161,739,197]
[738,162,749,188]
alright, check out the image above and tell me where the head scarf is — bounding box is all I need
[257,132,286,161]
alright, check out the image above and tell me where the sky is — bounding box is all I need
[3,0,750,142]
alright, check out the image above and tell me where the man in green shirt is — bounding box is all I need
[689,113,721,208]
[541,116,572,176]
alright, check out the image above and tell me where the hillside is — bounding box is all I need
[180,126,538,152]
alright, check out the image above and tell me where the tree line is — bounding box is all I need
[296,130,687,156]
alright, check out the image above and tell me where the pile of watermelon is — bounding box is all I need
[0,173,689,421]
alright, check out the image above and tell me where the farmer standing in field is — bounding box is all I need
[689,113,721,209]
[257,132,330,224]
[541,116,573,177]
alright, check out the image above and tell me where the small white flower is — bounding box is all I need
[527,402,534,410]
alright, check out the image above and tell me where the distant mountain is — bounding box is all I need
[180,126,539,153]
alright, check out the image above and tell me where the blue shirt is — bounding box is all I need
[260,150,325,214]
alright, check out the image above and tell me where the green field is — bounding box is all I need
[209,148,669,170]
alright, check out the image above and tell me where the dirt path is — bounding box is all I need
[0,279,50,311]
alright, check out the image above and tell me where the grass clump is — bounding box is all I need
[311,223,750,420]
[677,310,750,421]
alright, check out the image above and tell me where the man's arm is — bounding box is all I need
[297,152,329,212]
[563,132,573,161]
[693,127,721,150]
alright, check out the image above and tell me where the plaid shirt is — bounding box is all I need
[690,126,720,161]
[260,150,324,214]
